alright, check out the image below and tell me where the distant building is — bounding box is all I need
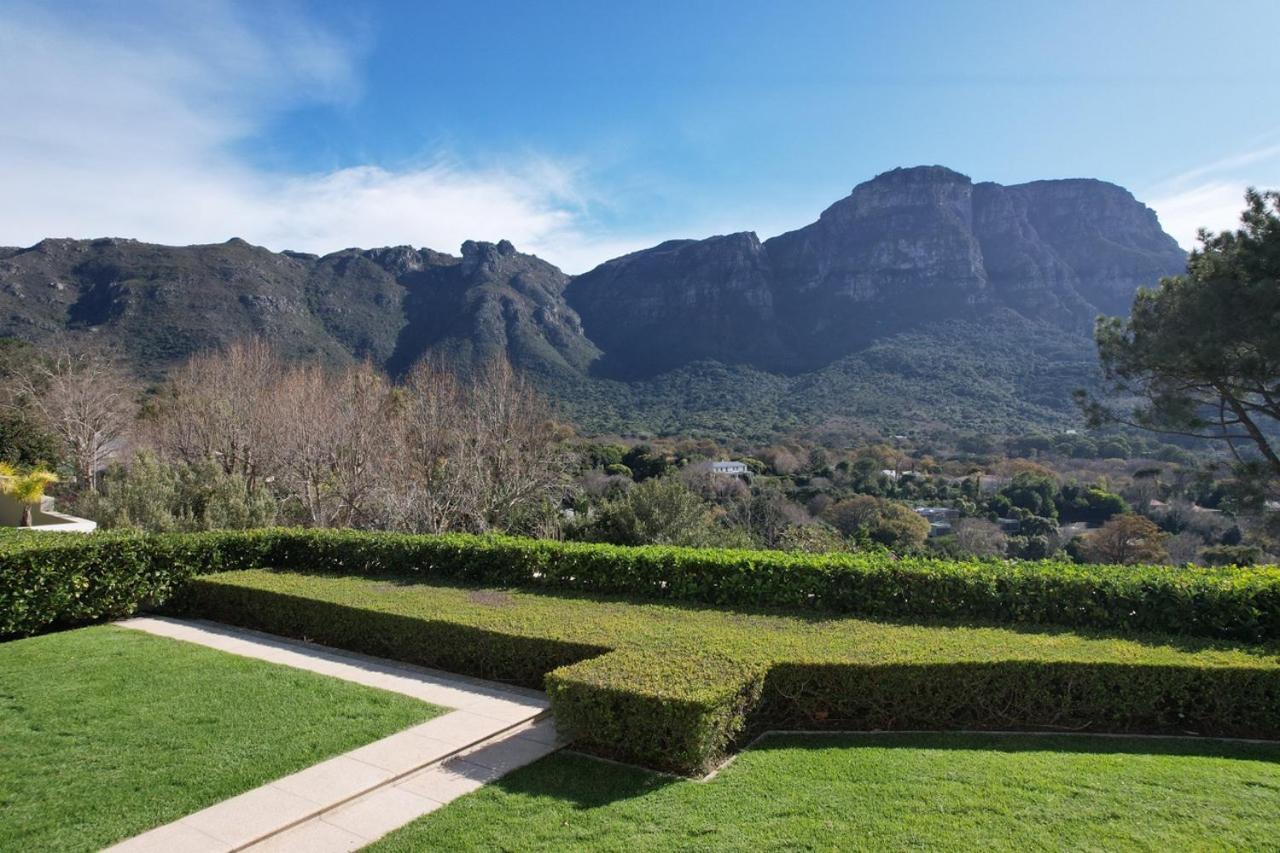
[914,506,960,537]
[1058,521,1093,540]
[709,460,749,476]
[914,506,960,524]
[944,474,1007,493]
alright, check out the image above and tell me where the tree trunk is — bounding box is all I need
[1224,396,1280,479]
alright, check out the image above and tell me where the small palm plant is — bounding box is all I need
[0,462,15,511]
[2,467,59,527]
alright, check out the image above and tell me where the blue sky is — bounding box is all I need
[2,0,1277,270]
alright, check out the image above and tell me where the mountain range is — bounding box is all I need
[0,165,1187,440]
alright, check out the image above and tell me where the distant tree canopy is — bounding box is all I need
[1056,483,1129,524]
[83,451,277,533]
[588,475,712,547]
[1078,514,1169,566]
[0,410,60,469]
[1082,189,1280,479]
[821,495,930,551]
[981,474,1126,527]
[1000,473,1059,519]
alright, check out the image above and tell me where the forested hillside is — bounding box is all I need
[0,166,1185,439]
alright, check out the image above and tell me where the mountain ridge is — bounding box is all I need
[568,165,1183,377]
[0,166,1187,438]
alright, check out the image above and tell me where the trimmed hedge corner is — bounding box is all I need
[4,528,1280,641]
[6,529,1280,774]
[546,651,769,775]
[167,570,1280,776]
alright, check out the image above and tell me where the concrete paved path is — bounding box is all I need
[107,617,566,852]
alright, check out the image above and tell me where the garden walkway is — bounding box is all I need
[107,617,565,852]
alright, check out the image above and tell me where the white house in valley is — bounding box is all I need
[709,460,750,476]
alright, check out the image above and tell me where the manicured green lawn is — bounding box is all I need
[0,625,444,851]
[182,571,1280,773]
[371,733,1280,851]
[188,570,1280,672]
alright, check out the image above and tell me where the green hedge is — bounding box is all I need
[4,528,1280,642]
[172,581,608,688]
[546,651,768,774]
[0,531,265,637]
[167,570,1280,776]
[755,661,1280,737]
[15,530,1280,775]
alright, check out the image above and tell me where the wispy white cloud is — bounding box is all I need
[1146,137,1280,249]
[0,0,641,272]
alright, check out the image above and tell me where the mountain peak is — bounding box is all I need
[864,164,974,188]
[461,238,518,258]
[569,167,1186,377]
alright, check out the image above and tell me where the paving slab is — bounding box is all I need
[345,732,458,775]
[319,786,446,840]
[110,617,565,852]
[395,759,498,801]
[107,822,226,853]
[460,728,564,774]
[402,709,523,747]
[180,786,320,847]
[118,616,548,711]
[246,819,367,853]
[270,755,394,804]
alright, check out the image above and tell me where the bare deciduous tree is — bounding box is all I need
[145,339,282,491]
[273,362,395,528]
[1079,514,1169,565]
[722,488,809,550]
[141,341,568,534]
[386,362,480,532]
[952,517,1007,558]
[387,359,570,533]
[9,347,134,492]
[467,360,573,530]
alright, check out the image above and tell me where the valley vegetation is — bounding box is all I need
[2,342,1275,566]
[1,191,1277,567]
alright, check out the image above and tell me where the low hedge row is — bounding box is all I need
[0,531,262,637]
[4,528,1280,641]
[546,651,769,774]
[167,570,1280,776]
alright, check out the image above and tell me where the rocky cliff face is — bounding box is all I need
[764,166,994,367]
[566,232,794,378]
[567,165,1185,377]
[990,179,1187,317]
[387,238,599,379]
[0,165,1187,435]
[0,235,596,381]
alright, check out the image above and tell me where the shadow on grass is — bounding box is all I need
[460,750,679,809]
[747,730,1280,763]
[249,566,1280,658]
[441,731,1280,813]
